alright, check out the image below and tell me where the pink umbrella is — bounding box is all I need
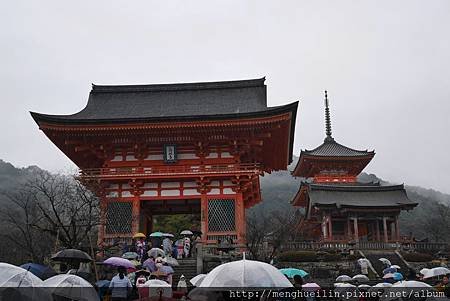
[103,257,136,270]
[383,273,395,279]
[302,282,320,291]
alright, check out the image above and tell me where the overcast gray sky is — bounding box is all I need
[1,0,449,193]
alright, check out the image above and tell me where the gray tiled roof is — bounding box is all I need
[306,183,417,208]
[302,137,374,157]
[30,78,298,124]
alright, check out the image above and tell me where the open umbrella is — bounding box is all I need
[420,268,430,275]
[133,232,146,239]
[0,263,51,301]
[144,279,173,298]
[163,233,174,238]
[19,263,56,280]
[390,265,401,270]
[378,258,391,266]
[352,274,369,283]
[43,274,98,301]
[393,272,403,281]
[302,282,320,291]
[358,284,371,289]
[164,257,179,267]
[392,280,432,288]
[122,252,139,260]
[423,267,450,279]
[51,249,92,263]
[160,265,174,275]
[142,258,156,272]
[103,257,136,269]
[180,230,193,235]
[279,268,308,278]
[190,274,207,287]
[149,232,164,237]
[147,248,165,258]
[199,257,293,288]
[383,267,397,274]
[383,273,395,279]
[335,275,353,283]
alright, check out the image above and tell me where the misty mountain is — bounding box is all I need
[0,158,449,241]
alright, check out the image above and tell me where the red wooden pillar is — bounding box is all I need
[200,194,208,242]
[131,196,141,234]
[235,193,245,244]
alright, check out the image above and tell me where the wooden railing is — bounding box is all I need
[280,241,449,251]
[79,163,261,179]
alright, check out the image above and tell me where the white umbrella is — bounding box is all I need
[390,265,401,269]
[147,248,165,258]
[352,274,369,282]
[420,268,430,275]
[143,279,172,298]
[358,284,371,288]
[0,263,51,301]
[43,274,98,301]
[392,280,432,288]
[190,274,207,287]
[163,233,174,238]
[164,257,179,267]
[180,230,193,235]
[302,282,320,291]
[372,283,393,288]
[335,275,353,282]
[334,283,356,288]
[199,257,293,288]
[378,258,391,266]
[423,267,450,279]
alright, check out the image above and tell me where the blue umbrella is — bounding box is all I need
[279,268,309,278]
[393,272,404,281]
[20,263,56,280]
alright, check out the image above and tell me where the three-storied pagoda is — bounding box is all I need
[31,78,298,246]
[292,92,416,243]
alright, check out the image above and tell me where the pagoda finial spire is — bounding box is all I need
[324,90,334,141]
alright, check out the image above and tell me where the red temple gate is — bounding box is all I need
[31,78,298,247]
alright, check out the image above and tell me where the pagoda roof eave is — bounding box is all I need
[292,150,375,177]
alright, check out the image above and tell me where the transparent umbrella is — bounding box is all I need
[0,263,51,301]
[144,279,172,298]
[423,267,450,279]
[43,274,98,301]
[352,274,369,283]
[335,275,353,282]
[190,274,207,287]
[199,256,293,288]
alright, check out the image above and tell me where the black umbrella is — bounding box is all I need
[51,249,92,263]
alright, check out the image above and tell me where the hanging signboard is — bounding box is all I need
[163,144,177,163]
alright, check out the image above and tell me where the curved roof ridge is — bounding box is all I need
[91,77,266,93]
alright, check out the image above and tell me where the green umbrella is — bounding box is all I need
[279,268,308,278]
[149,232,164,237]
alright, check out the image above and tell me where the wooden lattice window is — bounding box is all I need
[106,202,132,234]
[207,199,235,232]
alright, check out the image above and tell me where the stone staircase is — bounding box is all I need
[172,258,197,286]
[362,250,410,277]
